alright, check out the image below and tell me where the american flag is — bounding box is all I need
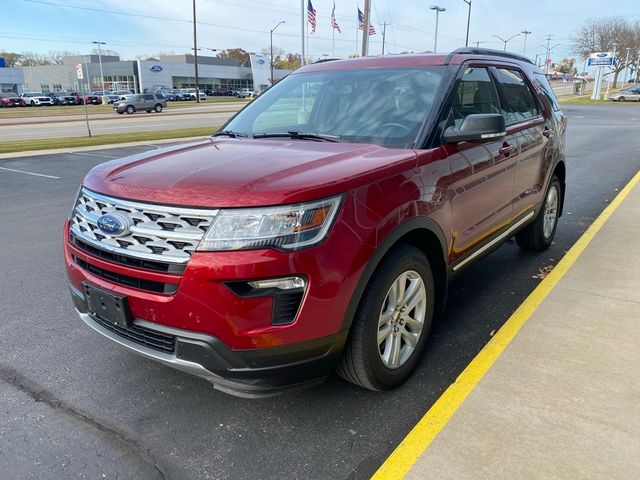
[357,8,376,35]
[330,1,341,33]
[307,0,317,34]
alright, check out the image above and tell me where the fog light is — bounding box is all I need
[248,276,306,290]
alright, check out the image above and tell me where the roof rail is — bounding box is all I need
[450,47,534,65]
[314,58,340,64]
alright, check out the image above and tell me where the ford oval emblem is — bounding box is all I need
[97,213,131,237]
[596,52,608,57]
[257,59,265,65]
[150,65,163,72]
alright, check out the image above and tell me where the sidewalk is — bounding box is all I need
[376,171,640,480]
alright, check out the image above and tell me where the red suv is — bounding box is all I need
[64,48,567,397]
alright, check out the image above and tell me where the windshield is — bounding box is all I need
[221,66,446,148]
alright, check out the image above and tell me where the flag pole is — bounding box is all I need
[301,0,306,65]
[332,28,335,57]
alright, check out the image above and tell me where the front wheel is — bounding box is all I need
[154,103,163,113]
[618,96,625,102]
[125,105,135,114]
[516,175,561,251]
[337,245,435,391]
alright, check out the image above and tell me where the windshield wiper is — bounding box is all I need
[214,130,249,138]
[253,131,341,142]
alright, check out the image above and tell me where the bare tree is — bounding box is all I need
[91,48,120,58]
[0,51,22,67]
[571,17,640,86]
[49,50,79,64]
[16,52,51,66]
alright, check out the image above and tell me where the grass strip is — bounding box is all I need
[0,126,220,154]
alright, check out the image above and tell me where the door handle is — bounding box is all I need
[499,143,515,156]
[542,126,552,138]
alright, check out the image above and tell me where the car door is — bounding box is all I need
[441,66,518,259]
[491,67,547,219]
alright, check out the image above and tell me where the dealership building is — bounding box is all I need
[20,54,291,93]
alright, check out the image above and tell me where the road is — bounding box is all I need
[0,103,243,141]
[1,104,639,480]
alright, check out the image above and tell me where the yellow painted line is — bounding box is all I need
[372,169,640,480]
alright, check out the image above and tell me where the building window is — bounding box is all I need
[53,83,63,92]
[41,84,50,93]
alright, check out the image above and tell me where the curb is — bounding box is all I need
[0,135,209,160]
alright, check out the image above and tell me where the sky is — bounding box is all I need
[1,0,638,67]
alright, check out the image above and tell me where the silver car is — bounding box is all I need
[113,93,167,114]
[611,87,640,102]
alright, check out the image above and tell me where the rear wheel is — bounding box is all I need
[125,105,135,114]
[154,103,163,113]
[337,245,435,391]
[618,96,626,102]
[516,175,561,251]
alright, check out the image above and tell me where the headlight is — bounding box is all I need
[197,195,343,252]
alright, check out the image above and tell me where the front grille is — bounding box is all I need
[73,255,178,294]
[70,188,218,265]
[90,314,176,354]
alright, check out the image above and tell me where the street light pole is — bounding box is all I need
[92,41,107,104]
[270,21,285,86]
[473,41,485,48]
[192,0,200,103]
[493,33,521,52]
[429,5,446,53]
[521,30,532,55]
[462,0,471,47]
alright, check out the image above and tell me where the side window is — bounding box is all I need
[493,68,540,124]
[143,94,155,101]
[532,73,560,112]
[449,67,500,128]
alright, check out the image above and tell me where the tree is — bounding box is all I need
[570,17,640,86]
[556,57,577,76]
[49,50,79,64]
[16,52,51,66]
[260,46,286,67]
[0,51,22,67]
[216,48,250,66]
[275,53,302,70]
[136,54,160,61]
[91,48,120,58]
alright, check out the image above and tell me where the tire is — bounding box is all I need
[618,96,625,102]
[117,111,124,115]
[125,105,135,114]
[146,109,152,113]
[337,244,435,391]
[30,100,35,106]
[154,103,163,113]
[516,175,561,251]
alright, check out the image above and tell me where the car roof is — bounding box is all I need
[297,48,540,75]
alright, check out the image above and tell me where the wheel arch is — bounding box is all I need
[340,217,449,332]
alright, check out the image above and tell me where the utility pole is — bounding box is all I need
[521,30,532,56]
[361,0,371,57]
[192,0,200,103]
[474,41,485,48]
[623,47,631,86]
[382,22,387,55]
[462,0,471,47]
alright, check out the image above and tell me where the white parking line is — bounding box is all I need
[0,166,60,179]
[70,152,119,159]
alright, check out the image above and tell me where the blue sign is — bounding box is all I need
[150,65,163,72]
[257,59,265,65]
[588,52,614,67]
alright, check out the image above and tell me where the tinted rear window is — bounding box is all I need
[533,73,560,112]
[493,68,540,125]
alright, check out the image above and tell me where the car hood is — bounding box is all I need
[84,138,418,207]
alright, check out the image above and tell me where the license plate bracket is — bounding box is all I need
[82,282,132,328]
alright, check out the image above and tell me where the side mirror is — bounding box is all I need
[443,114,506,143]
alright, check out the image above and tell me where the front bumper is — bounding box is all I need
[70,285,347,397]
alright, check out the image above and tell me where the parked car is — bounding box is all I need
[213,88,235,96]
[234,88,253,98]
[20,92,55,106]
[68,92,101,105]
[50,92,78,106]
[610,87,640,102]
[0,93,27,107]
[113,93,167,114]
[91,91,120,104]
[64,48,567,397]
[111,90,133,100]
[180,88,207,101]
[150,88,180,101]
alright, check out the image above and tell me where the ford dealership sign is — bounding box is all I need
[150,65,163,72]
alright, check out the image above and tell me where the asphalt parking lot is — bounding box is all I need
[1,104,639,480]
